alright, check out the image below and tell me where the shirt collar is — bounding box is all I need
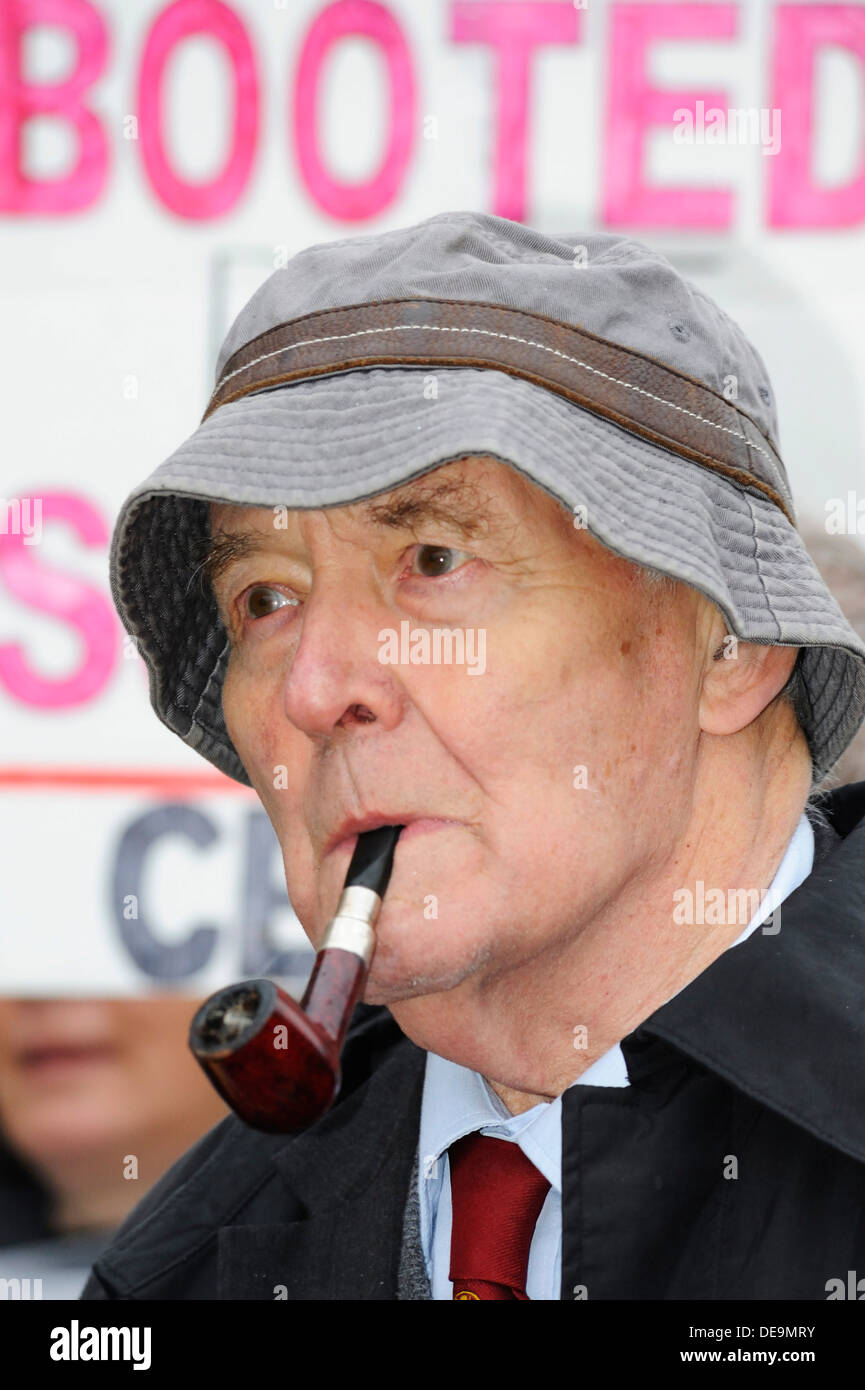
[730,809,814,943]
[419,1051,564,1190]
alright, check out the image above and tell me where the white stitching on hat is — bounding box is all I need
[214,323,776,470]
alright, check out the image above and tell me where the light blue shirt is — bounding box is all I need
[417,813,815,1299]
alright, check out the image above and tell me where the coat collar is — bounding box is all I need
[89,1008,425,1298]
[627,781,865,1164]
[268,1015,425,1212]
[218,1015,426,1299]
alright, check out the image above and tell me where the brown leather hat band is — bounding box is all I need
[203,297,793,522]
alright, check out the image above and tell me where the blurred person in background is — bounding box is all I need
[800,522,865,785]
[0,996,228,1298]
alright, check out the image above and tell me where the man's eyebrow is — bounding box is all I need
[194,530,267,595]
[358,477,498,541]
[197,479,500,594]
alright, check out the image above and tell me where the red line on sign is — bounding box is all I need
[0,767,256,796]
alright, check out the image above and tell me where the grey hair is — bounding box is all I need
[631,563,681,600]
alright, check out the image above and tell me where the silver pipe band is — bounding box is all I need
[320,885,381,963]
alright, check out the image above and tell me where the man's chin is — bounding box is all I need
[361,941,492,1006]
[362,972,459,1008]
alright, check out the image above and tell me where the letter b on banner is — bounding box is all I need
[0,0,109,213]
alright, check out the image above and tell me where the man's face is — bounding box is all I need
[209,457,705,1009]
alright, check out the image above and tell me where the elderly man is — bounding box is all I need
[83,211,865,1301]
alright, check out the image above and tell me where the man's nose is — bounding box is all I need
[280,578,405,738]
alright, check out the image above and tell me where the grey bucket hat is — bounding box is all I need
[110,209,865,785]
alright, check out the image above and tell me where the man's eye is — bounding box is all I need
[409,545,476,578]
[243,585,299,620]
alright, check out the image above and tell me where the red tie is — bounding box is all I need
[448,1132,551,1300]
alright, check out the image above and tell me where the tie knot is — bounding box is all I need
[449,1132,551,1300]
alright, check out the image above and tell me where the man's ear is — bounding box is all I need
[699,626,800,737]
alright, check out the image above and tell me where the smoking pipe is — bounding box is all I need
[188,824,403,1134]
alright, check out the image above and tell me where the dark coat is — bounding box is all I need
[81,782,865,1301]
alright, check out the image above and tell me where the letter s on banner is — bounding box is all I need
[0,492,118,707]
